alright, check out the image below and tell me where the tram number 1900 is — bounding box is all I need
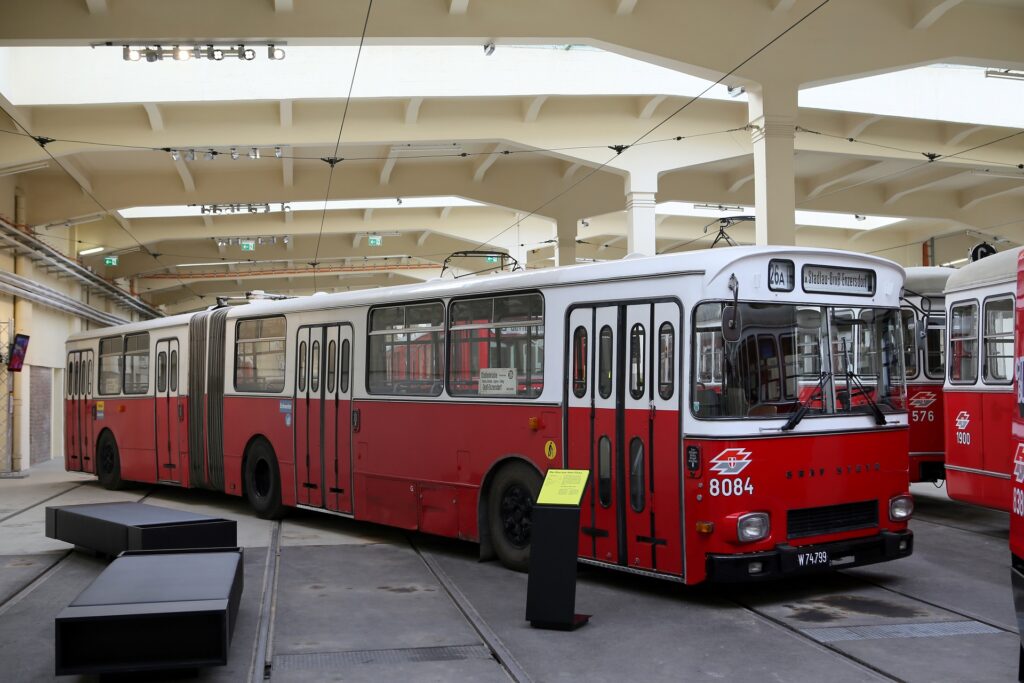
[708,478,754,497]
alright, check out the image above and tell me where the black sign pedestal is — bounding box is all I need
[525,503,590,630]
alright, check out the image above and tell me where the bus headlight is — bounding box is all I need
[737,512,770,543]
[889,495,914,521]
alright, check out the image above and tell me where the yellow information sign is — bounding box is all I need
[536,469,590,507]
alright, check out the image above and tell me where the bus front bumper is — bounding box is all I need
[706,530,913,582]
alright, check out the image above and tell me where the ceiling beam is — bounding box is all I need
[439,206,453,220]
[363,208,374,221]
[173,158,195,193]
[771,0,796,11]
[58,157,93,195]
[959,180,1024,210]
[405,97,423,125]
[142,103,163,132]
[616,0,638,16]
[883,167,970,205]
[274,0,294,12]
[279,100,292,128]
[844,114,884,139]
[726,168,754,193]
[380,150,398,185]
[523,95,548,123]
[473,144,502,182]
[804,159,885,199]
[637,95,667,120]
[84,0,107,14]
[284,234,293,250]
[563,161,581,180]
[282,147,293,187]
[352,233,363,248]
[449,0,469,14]
[945,124,987,147]
[417,230,431,246]
[913,0,963,30]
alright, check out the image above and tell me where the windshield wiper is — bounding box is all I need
[840,337,886,426]
[781,371,831,432]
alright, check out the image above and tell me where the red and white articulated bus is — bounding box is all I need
[1009,249,1024,680]
[901,267,953,483]
[65,246,914,584]
[943,247,1021,511]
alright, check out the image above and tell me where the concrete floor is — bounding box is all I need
[0,461,1017,682]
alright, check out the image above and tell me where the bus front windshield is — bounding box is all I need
[692,302,906,420]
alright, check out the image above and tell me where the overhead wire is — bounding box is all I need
[468,0,836,253]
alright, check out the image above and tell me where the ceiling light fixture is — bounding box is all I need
[185,149,196,162]
[121,43,279,63]
[693,203,744,212]
[483,41,496,56]
[854,214,866,221]
[204,149,216,161]
[984,69,1024,82]
[169,150,181,162]
[79,246,104,255]
[249,147,260,160]
[274,146,282,158]
[230,147,239,160]
[727,85,746,98]
[196,203,271,214]
[970,169,1024,180]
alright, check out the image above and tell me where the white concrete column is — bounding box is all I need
[554,217,577,267]
[625,191,657,256]
[748,83,798,246]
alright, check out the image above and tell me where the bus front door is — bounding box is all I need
[155,339,182,483]
[566,301,682,576]
[66,350,95,473]
[325,326,353,514]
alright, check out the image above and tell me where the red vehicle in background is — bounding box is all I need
[1009,248,1024,681]
[944,247,1020,511]
[901,267,953,482]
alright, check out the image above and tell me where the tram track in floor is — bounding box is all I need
[407,534,534,683]
[249,519,282,683]
[0,485,157,618]
[911,511,1009,541]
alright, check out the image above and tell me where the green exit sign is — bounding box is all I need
[486,255,499,264]
[240,240,256,252]
[368,235,382,247]
[103,255,118,266]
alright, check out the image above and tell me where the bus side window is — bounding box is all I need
[598,326,613,399]
[983,297,1013,384]
[341,339,351,393]
[327,340,337,393]
[169,350,177,392]
[949,301,978,384]
[629,323,646,400]
[900,309,919,379]
[298,341,307,392]
[572,326,588,398]
[598,436,612,507]
[310,340,321,393]
[157,351,167,392]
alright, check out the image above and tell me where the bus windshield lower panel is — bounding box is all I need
[693,302,905,419]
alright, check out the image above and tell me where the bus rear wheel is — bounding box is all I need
[244,440,285,520]
[488,462,541,572]
[96,431,125,490]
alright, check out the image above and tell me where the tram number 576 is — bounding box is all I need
[911,410,935,423]
[708,478,755,497]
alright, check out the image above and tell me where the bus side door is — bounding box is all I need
[155,339,182,483]
[326,326,353,514]
[65,352,81,471]
[296,326,325,507]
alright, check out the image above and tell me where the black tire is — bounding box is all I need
[96,431,125,490]
[244,439,286,520]
[488,461,542,572]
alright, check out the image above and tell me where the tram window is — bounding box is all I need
[169,350,177,392]
[629,438,645,512]
[368,302,444,396]
[297,341,307,392]
[123,333,149,395]
[572,326,588,399]
[598,326,613,399]
[327,340,337,393]
[157,351,167,392]
[658,323,674,400]
[448,293,544,398]
[87,359,92,394]
[341,339,351,393]
[98,336,122,395]
[310,341,321,393]
[235,316,286,393]
[629,324,646,400]
[983,297,1013,384]
[598,436,612,507]
[949,301,978,384]
[924,316,945,380]
[67,357,74,396]
[900,309,919,379]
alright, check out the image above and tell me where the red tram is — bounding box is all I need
[943,248,1020,510]
[1009,247,1024,680]
[902,267,953,482]
[65,247,913,584]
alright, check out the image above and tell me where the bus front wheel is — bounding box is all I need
[96,431,125,490]
[244,440,286,520]
[488,462,542,572]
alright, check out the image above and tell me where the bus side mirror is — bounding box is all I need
[722,306,741,343]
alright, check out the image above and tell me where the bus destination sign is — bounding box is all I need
[802,264,875,295]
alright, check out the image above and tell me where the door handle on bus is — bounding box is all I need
[91,405,96,420]
[352,409,361,433]
[177,404,184,422]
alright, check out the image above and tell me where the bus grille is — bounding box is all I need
[787,500,878,539]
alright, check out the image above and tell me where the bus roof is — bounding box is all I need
[943,246,1023,294]
[68,246,903,342]
[904,266,954,297]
